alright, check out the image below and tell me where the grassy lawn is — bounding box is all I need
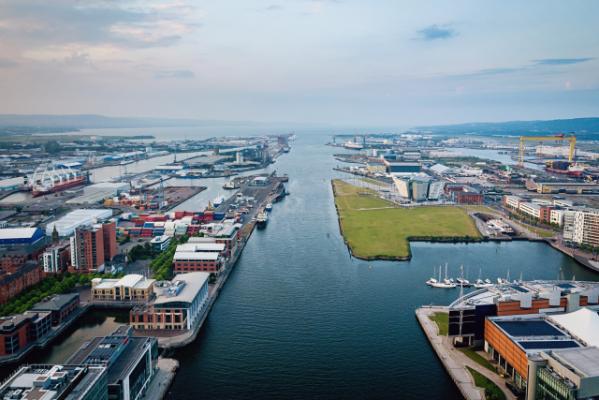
[459,348,496,372]
[466,366,506,400]
[332,179,481,259]
[359,177,389,187]
[428,312,448,336]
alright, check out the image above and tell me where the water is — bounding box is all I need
[0,310,128,380]
[8,128,596,398]
[163,133,596,399]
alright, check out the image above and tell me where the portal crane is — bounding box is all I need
[518,134,576,167]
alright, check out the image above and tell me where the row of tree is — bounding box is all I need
[0,272,120,317]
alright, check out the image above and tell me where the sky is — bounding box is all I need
[0,0,598,126]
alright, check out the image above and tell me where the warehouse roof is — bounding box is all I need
[0,228,40,240]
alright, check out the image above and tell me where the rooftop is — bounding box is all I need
[32,293,79,312]
[489,314,583,354]
[450,280,599,309]
[92,274,154,290]
[0,364,106,400]
[552,346,599,378]
[154,272,209,306]
[548,308,599,348]
[0,227,41,240]
[173,251,220,261]
[176,243,225,252]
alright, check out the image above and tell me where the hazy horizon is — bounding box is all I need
[1,1,598,126]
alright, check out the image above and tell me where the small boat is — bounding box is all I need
[213,195,225,208]
[265,203,273,212]
[456,278,472,287]
[223,180,239,190]
[256,211,268,229]
[497,278,509,285]
[431,281,457,289]
[429,264,457,288]
[426,266,438,286]
[474,279,494,289]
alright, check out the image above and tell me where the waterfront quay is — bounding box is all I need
[133,173,287,349]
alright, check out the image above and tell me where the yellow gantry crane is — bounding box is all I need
[518,134,576,167]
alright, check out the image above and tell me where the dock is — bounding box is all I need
[142,358,179,400]
[138,173,286,349]
[415,306,515,400]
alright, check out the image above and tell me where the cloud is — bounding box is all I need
[0,0,199,50]
[154,69,195,79]
[415,24,457,41]
[533,58,594,66]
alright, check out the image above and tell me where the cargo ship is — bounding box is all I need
[545,160,585,177]
[30,164,87,197]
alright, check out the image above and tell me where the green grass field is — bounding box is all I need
[332,179,482,259]
[459,348,496,372]
[429,312,448,336]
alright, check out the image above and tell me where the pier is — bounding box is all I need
[415,306,515,400]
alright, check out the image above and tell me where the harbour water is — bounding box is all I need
[11,129,598,398]
[164,133,595,399]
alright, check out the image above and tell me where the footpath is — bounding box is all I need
[416,306,516,400]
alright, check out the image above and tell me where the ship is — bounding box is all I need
[545,160,585,177]
[223,179,239,190]
[256,211,268,229]
[213,195,226,208]
[30,164,87,197]
[265,203,273,212]
[344,141,364,150]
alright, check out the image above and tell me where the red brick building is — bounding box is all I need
[0,311,52,356]
[102,221,118,262]
[0,261,43,304]
[454,192,484,205]
[69,222,117,273]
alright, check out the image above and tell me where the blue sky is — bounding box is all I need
[0,0,598,126]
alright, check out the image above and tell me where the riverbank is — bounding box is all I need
[136,177,285,349]
[332,179,482,260]
[416,306,515,400]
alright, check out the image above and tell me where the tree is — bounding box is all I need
[43,140,61,154]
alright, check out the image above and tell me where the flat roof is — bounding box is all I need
[495,320,565,337]
[519,340,579,350]
[173,251,220,261]
[176,243,225,252]
[552,346,599,378]
[154,272,209,306]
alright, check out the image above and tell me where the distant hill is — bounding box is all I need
[414,117,599,139]
[0,114,263,135]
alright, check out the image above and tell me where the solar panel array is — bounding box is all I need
[496,320,564,337]
[518,340,580,350]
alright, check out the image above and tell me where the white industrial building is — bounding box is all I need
[45,209,112,236]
